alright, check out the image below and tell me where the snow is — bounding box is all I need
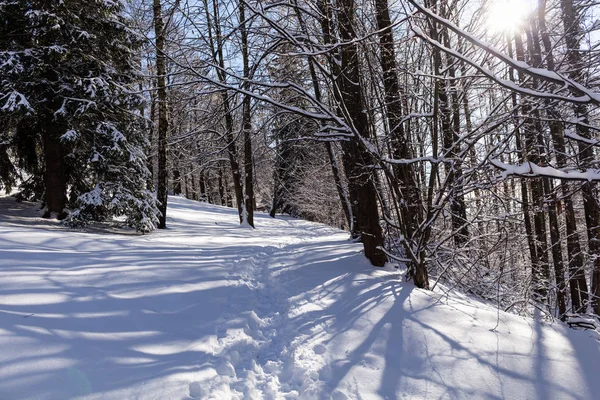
[0,91,33,113]
[492,159,600,181]
[565,129,600,146]
[1,195,599,399]
[60,129,79,141]
[77,184,104,206]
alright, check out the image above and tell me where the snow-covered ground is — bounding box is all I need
[0,195,599,399]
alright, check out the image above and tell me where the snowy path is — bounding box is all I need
[1,196,599,399]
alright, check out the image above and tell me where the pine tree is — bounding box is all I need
[0,0,159,231]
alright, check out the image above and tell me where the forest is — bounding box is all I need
[2,0,600,327]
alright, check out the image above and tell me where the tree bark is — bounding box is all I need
[204,0,244,221]
[374,0,428,285]
[189,165,197,201]
[42,127,67,218]
[239,0,255,227]
[199,170,206,202]
[153,0,169,229]
[560,0,599,315]
[431,2,468,248]
[173,167,181,195]
[537,1,575,316]
[334,0,386,266]
[514,30,550,304]
[218,167,226,206]
[506,34,540,303]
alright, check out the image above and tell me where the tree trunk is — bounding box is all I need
[204,0,244,221]
[184,165,190,199]
[239,0,255,227]
[189,165,197,201]
[153,0,169,229]
[513,30,550,304]
[374,0,427,284]
[560,0,599,315]
[537,1,574,316]
[173,167,181,195]
[432,5,468,247]
[506,34,540,302]
[335,0,386,266]
[199,170,206,202]
[148,79,156,191]
[42,127,67,218]
[218,167,226,206]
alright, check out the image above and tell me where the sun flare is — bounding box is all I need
[486,0,534,33]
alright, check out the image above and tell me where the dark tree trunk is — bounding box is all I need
[205,0,244,221]
[514,31,550,304]
[42,128,67,218]
[506,35,540,300]
[335,0,386,266]
[561,0,599,315]
[432,7,468,248]
[242,101,255,226]
[545,178,567,316]
[537,2,571,316]
[199,171,206,202]
[240,0,255,227]
[374,0,428,285]
[173,167,181,195]
[153,0,169,229]
[269,146,280,218]
[218,167,226,206]
[184,166,190,199]
[189,166,197,201]
[269,189,278,218]
[207,171,214,204]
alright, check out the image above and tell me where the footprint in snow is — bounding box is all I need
[313,344,327,355]
[188,382,206,399]
[215,325,228,339]
[216,361,236,378]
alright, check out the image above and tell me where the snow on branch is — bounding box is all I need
[409,27,591,103]
[407,0,600,105]
[565,130,600,146]
[0,91,33,113]
[491,159,600,181]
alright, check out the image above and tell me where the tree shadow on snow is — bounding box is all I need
[265,237,597,399]
[1,196,598,399]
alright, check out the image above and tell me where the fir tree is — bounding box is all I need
[0,0,159,231]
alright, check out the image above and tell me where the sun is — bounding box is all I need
[485,0,535,33]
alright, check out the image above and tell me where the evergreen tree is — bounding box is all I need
[0,0,159,232]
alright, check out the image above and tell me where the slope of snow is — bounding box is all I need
[0,195,599,399]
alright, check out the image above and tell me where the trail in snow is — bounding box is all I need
[1,195,599,399]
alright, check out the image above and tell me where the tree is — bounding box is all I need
[330,0,387,266]
[0,0,159,231]
[153,0,169,229]
[375,0,429,286]
[560,0,600,315]
[239,0,256,227]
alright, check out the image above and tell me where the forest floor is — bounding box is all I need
[0,195,599,399]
